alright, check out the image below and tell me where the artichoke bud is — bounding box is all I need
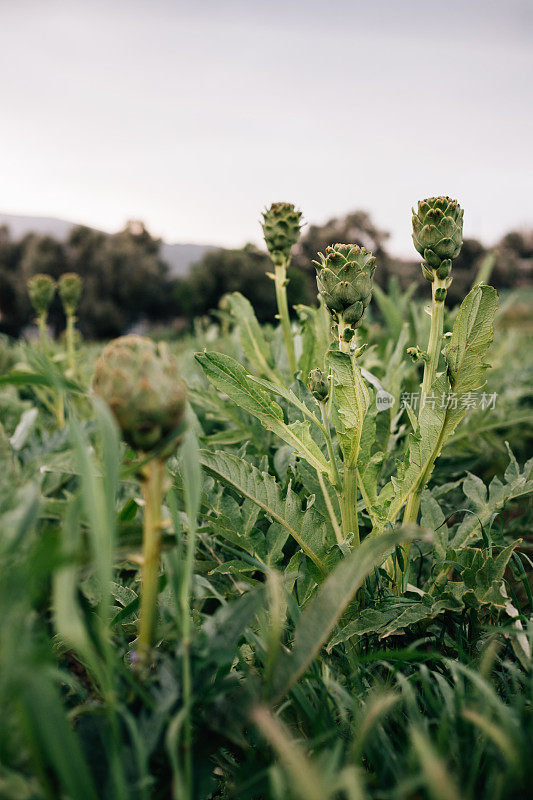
[407,345,430,364]
[314,244,376,329]
[262,202,303,265]
[93,335,187,457]
[27,274,56,315]
[58,273,83,315]
[308,368,329,403]
[412,196,463,277]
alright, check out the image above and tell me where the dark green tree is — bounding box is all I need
[176,244,312,323]
[0,227,29,335]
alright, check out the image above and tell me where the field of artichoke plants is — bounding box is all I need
[0,198,532,800]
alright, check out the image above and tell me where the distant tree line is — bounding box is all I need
[1,214,531,339]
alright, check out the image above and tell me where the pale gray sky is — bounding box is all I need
[1,0,531,255]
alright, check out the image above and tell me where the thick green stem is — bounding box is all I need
[317,471,343,545]
[398,276,448,590]
[341,465,359,546]
[179,468,199,800]
[336,320,362,545]
[337,317,351,354]
[65,312,76,375]
[38,313,47,348]
[420,277,447,403]
[273,258,297,376]
[54,394,65,428]
[404,276,447,527]
[137,458,165,669]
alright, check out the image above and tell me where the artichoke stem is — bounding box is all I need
[341,464,359,546]
[397,275,448,592]
[137,457,165,669]
[420,276,447,404]
[273,258,297,375]
[337,317,351,354]
[65,312,76,375]
[37,313,47,348]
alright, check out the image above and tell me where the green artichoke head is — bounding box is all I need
[261,202,303,265]
[27,274,56,315]
[93,335,187,456]
[308,368,329,403]
[412,196,463,279]
[314,244,376,329]
[58,272,83,315]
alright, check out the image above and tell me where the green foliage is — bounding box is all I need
[178,244,312,324]
[0,199,531,800]
[0,222,173,338]
[373,284,499,532]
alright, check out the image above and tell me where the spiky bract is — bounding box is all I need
[412,196,463,280]
[262,202,303,265]
[314,244,376,330]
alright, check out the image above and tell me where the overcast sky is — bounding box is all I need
[0,0,531,255]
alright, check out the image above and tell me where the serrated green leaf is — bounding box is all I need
[374,285,498,531]
[196,351,332,477]
[328,349,370,467]
[420,491,448,560]
[199,450,331,572]
[247,375,325,436]
[269,528,414,702]
[452,448,533,548]
[225,292,281,382]
[295,301,332,375]
[328,599,432,649]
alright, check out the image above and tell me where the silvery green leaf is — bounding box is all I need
[196,351,333,479]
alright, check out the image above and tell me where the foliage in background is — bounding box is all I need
[0,222,173,338]
[1,216,532,339]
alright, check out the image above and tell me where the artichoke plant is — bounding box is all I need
[27,274,56,316]
[93,335,187,668]
[27,274,56,346]
[308,368,329,403]
[93,335,186,456]
[58,273,83,374]
[58,272,82,315]
[261,202,303,376]
[314,244,376,346]
[412,196,463,280]
[261,202,303,266]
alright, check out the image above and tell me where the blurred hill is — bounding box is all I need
[0,213,214,276]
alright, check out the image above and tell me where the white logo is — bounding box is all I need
[376,389,394,411]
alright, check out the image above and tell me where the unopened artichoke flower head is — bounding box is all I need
[28,273,56,316]
[261,202,303,266]
[314,244,376,344]
[412,196,463,280]
[308,368,329,403]
[58,272,83,315]
[93,335,186,456]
